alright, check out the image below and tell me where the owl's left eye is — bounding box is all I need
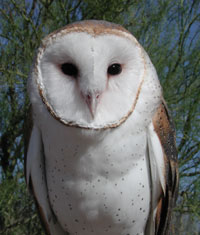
[61,63,78,78]
[107,63,122,76]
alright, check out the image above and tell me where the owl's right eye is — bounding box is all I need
[61,63,78,78]
[107,63,122,76]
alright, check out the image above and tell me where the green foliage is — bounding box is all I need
[0,0,199,234]
[0,177,44,234]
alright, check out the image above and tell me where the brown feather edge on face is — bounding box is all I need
[33,20,146,130]
[152,102,179,235]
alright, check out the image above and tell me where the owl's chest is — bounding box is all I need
[42,123,151,235]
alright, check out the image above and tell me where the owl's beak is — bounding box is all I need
[84,91,101,119]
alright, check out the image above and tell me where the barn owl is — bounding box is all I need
[25,20,178,235]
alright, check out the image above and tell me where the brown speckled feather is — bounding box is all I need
[152,101,179,235]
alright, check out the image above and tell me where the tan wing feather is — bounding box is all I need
[152,101,179,235]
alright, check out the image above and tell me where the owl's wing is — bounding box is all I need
[25,124,66,235]
[146,101,179,235]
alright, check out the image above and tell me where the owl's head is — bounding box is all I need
[29,20,162,129]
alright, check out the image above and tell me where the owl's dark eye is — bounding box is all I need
[107,63,122,76]
[61,63,78,77]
